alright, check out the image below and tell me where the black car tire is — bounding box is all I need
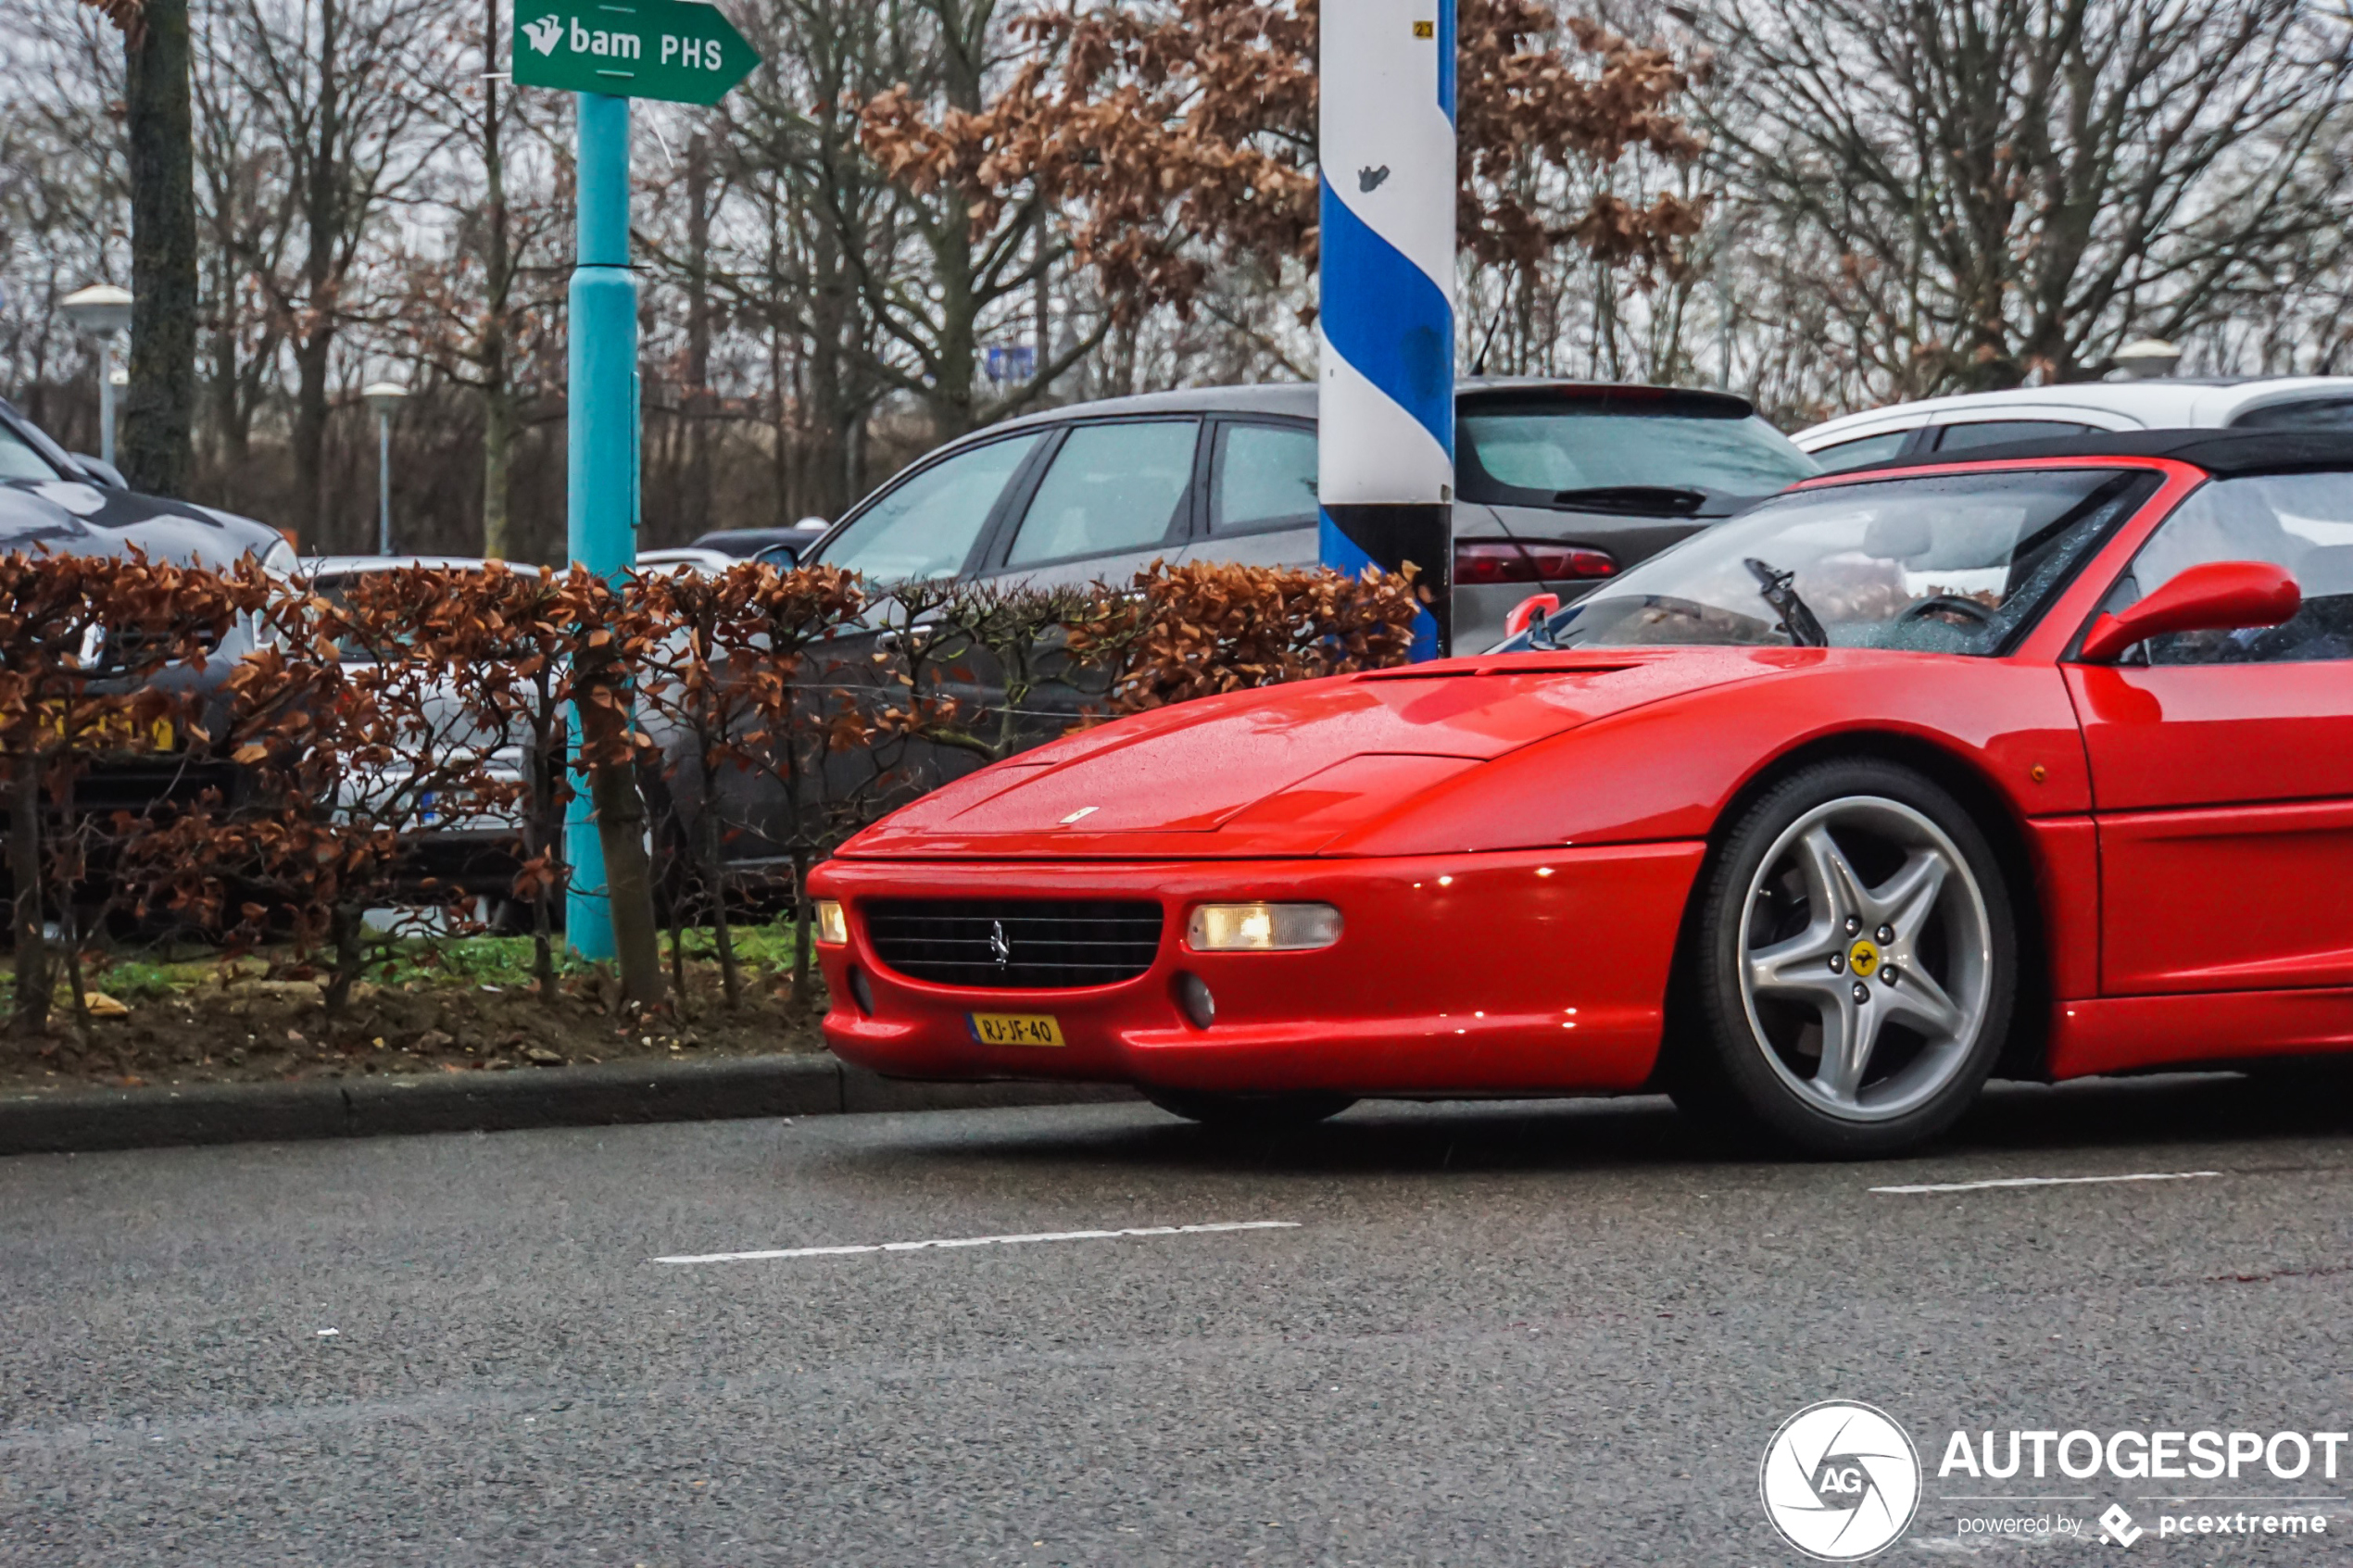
[1670,758,2017,1159]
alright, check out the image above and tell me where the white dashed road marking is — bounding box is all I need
[1869,1171,2223,1195]
[653,1219,1301,1265]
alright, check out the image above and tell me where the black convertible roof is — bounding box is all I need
[1854,427,2353,478]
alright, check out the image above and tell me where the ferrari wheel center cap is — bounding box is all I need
[1847,938,1881,978]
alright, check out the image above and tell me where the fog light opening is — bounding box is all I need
[848,966,875,1017]
[1174,972,1215,1030]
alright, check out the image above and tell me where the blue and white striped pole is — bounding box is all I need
[1318,0,1455,660]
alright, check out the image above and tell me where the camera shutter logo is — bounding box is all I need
[1759,1400,1921,1561]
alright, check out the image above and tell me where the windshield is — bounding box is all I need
[1459,398,1818,507]
[0,420,64,482]
[1535,469,2155,656]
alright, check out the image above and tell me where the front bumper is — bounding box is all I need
[811,844,1705,1098]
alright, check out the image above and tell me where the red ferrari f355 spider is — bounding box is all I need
[812,430,2353,1155]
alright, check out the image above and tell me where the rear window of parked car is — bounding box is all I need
[1458,395,1818,504]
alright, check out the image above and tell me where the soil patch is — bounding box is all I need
[1,949,828,1095]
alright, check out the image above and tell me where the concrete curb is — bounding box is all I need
[0,1056,1137,1158]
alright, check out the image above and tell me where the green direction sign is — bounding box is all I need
[513,0,757,106]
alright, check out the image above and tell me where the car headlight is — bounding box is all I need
[814,899,849,946]
[1186,902,1341,952]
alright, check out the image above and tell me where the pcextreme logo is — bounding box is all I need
[1760,1400,1922,1561]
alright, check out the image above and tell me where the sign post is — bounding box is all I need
[1317,0,1455,661]
[514,0,755,959]
[513,0,758,106]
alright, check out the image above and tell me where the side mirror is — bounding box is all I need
[2077,560,2300,664]
[754,543,800,569]
[1504,592,1560,639]
[72,453,127,488]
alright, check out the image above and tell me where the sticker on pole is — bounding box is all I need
[513,0,758,106]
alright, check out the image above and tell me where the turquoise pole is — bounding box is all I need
[564,92,635,960]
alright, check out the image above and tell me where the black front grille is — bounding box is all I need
[863,898,1164,990]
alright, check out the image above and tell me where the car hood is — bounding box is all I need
[840,648,1779,859]
[0,477,283,569]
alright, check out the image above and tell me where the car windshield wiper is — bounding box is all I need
[1744,557,1828,647]
[1551,484,1710,516]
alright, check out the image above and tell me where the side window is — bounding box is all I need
[1807,430,1913,473]
[1004,420,1198,567]
[2233,397,2353,431]
[2105,472,2353,664]
[815,433,1045,582]
[1930,420,2094,451]
[1213,422,1318,533]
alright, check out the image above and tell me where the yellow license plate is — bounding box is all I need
[968,1012,1065,1047]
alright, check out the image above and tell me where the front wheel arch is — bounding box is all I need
[1662,730,2052,1086]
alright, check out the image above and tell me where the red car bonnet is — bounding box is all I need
[840,648,1779,858]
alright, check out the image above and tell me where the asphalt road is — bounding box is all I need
[4,1073,2352,1566]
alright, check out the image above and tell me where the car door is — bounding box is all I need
[770,430,1052,837]
[2065,468,2353,995]
[1192,417,1321,571]
[932,417,1203,743]
[984,418,1202,593]
[808,430,1051,584]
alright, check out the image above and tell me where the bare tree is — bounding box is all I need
[74,0,205,497]
[687,0,922,517]
[229,0,447,548]
[394,0,567,558]
[1702,0,2353,398]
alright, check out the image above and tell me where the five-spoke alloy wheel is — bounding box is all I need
[1675,759,2016,1157]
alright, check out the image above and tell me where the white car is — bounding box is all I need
[303,556,539,896]
[1794,376,2353,472]
[635,546,740,576]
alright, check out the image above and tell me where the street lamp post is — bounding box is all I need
[58,284,133,471]
[362,382,409,556]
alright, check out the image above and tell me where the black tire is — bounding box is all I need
[1142,1088,1357,1131]
[1669,758,2018,1159]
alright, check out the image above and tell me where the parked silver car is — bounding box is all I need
[798,379,1819,652]
[303,556,537,899]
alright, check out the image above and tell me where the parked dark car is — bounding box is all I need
[0,397,291,577]
[0,395,293,903]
